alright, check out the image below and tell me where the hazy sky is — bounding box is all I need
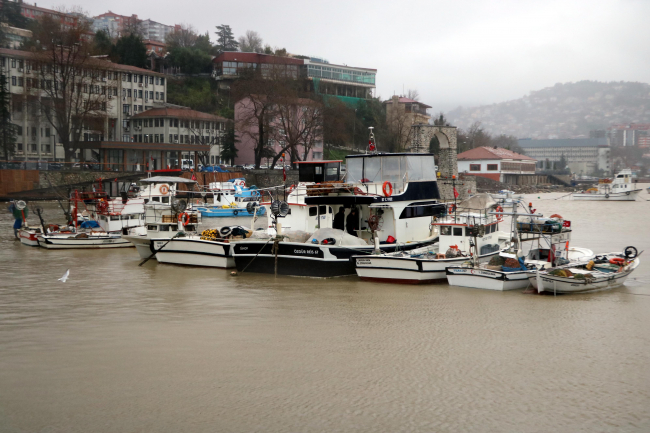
[41,0,650,112]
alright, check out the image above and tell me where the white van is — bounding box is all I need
[181,159,195,170]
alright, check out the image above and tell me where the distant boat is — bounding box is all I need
[572,169,642,201]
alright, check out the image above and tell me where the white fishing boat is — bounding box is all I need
[353,194,511,284]
[446,208,593,291]
[122,176,201,259]
[572,169,642,201]
[529,247,640,294]
[231,149,449,277]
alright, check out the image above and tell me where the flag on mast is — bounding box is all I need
[453,187,459,198]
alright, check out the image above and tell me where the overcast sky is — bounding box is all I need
[41,0,650,112]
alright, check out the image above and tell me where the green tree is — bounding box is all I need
[113,34,147,68]
[220,126,238,165]
[167,77,219,112]
[168,46,212,75]
[0,73,16,162]
[194,32,213,54]
[93,29,114,56]
[0,0,28,46]
[215,24,238,52]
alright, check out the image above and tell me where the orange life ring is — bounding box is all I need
[609,257,625,266]
[550,214,563,219]
[382,181,393,197]
[96,199,108,213]
[177,212,190,227]
[448,203,456,214]
[160,184,169,195]
[495,205,504,222]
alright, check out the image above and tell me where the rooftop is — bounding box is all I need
[383,97,432,108]
[458,146,536,161]
[518,138,608,148]
[132,107,228,122]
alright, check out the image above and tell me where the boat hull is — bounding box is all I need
[197,207,266,217]
[353,250,500,284]
[18,229,41,247]
[529,260,638,293]
[232,238,439,278]
[446,267,532,291]
[572,189,642,201]
[123,234,156,259]
[152,237,234,268]
[40,235,133,249]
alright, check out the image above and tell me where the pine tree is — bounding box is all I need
[215,25,239,52]
[0,73,16,163]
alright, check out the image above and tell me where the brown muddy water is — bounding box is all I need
[1,192,650,432]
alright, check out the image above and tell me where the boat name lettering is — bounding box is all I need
[380,197,393,202]
[294,249,319,255]
[239,246,248,251]
[356,259,371,265]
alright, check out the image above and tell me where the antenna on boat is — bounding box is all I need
[367,127,377,154]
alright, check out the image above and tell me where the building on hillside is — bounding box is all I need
[518,138,610,175]
[140,20,178,43]
[607,123,650,147]
[303,57,376,103]
[92,11,139,38]
[17,1,79,28]
[457,146,537,182]
[131,107,228,166]
[144,40,166,56]
[234,96,324,166]
[211,52,376,105]
[384,96,431,150]
[0,47,192,168]
[0,24,31,49]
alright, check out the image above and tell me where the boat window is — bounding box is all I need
[347,158,364,183]
[405,155,435,181]
[111,215,120,221]
[453,227,463,236]
[147,225,158,231]
[319,205,327,214]
[185,225,195,231]
[440,226,451,236]
[364,157,381,183]
[162,197,169,203]
[216,193,222,201]
[151,197,160,202]
[309,206,317,216]
[399,201,445,219]
[325,166,339,181]
[329,207,332,214]
[315,166,323,175]
[144,199,149,204]
[159,225,170,231]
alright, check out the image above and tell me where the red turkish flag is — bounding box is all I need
[453,187,459,198]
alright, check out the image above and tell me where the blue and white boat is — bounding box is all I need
[195,178,266,217]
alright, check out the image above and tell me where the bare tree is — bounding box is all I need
[166,24,198,48]
[406,89,419,101]
[27,14,111,163]
[183,111,228,166]
[237,30,263,53]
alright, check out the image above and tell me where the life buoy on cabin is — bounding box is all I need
[160,184,169,195]
[609,257,625,266]
[382,181,393,197]
[178,212,190,226]
[495,205,504,222]
[550,214,562,219]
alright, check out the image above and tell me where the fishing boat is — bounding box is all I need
[529,247,640,294]
[352,194,512,284]
[490,190,516,200]
[231,148,448,277]
[122,176,201,259]
[445,208,593,291]
[194,178,266,217]
[572,169,642,201]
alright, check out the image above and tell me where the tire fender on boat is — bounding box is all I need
[233,210,239,216]
[605,193,610,199]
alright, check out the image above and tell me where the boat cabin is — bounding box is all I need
[433,212,507,256]
[297,160,342,183]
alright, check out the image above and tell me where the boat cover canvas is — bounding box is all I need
[309,228,369,246]
[457,193,497,210]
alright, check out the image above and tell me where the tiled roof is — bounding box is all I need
[0,48,163,76]
[383,97,432,108]
[457,146,536,161]
[132,107,228,121]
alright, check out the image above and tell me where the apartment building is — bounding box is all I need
[92,11,139,38]
[518,138,610,175]
[212,52,377,105]
[131,107,228,166]
[384,96,432,150]
[607,123,650,147]
[140,20,178,43]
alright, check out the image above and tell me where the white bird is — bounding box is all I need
[58,269,70,283]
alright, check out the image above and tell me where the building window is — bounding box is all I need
[160,78,164,85]
[155,118,159,127]
[155,77,159,85]
[155,92,159,100]
[487,164,498,171]
[17,77,23,87]
[11,76,16,86]
[469,164,481,171]
[169,134,173,143]
[149,76,153,84]
[11,59,16,68]
[123,104,130,114]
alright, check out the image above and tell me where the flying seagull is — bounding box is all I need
[58,269,70,283]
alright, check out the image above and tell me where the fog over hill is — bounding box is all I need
[446,81,650,139]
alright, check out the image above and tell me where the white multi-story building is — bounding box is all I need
[1,47,215,169]
[518,138,610,175]
[140,20,177,43]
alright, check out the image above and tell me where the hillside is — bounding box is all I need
[447,81,650,139]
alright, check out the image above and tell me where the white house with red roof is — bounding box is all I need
[457,146,537,182]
